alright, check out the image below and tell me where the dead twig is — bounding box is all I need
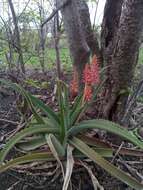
[6,122,26,140]
[0,118,18,125]
[118,158,143,183]
[111,142,124,163]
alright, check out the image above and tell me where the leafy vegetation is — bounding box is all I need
[0,79,143,190]
[0,0,143,189]
[0,47,71,70]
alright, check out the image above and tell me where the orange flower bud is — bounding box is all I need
[91,55,100,85]
[83,64,92,84]
[83,84,92,102]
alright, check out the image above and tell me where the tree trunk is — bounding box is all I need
[100,0,143,123]
[59,0,100,89]
[39,25,46,73]
[5,27,14,72]
[38,1,47,74]
[78,0,100,58]
[53,0,62,79]
[58,0,90,89]
[101,0,123,68]
[8,0,25,74]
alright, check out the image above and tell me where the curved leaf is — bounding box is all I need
[28,93,60,125]
[45,134,65,157]
[69,94,85,126]
[17,136,46,151]
[0,126,59,162]
[0,152,55,173]
[68,119,143,149]
[73,147,113,158]
[0,79,59,125]
[0,79,44,123]
[56,81,68,143]
[45,134,65,177]
[63,145,74,190]
[70,137,143,190]
[78,135,143,157]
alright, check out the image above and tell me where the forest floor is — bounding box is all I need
[0,69,143,190]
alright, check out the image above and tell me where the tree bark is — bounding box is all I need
[101,0,143,123]
[8,0,25,74]
[53,0,62,79]
[58,0,90,89]
[39,26,46,73]
[38,0,47,74]
[5,24,14,72]
[78,0,100,57]
[58,0,100,89]
[101,0,123,66]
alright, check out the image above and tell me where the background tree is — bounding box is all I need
[37,0,48,73]
[8,0,25,73]
[52,0,62,79]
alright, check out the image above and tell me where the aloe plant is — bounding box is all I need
[0,79,143,190]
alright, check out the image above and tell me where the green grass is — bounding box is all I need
[0,48,72,71]
[24,48,72,71]
[1,46,143,72]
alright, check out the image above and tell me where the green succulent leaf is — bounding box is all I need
[17,136,46,151]
[17,86,45,124]
[78,135,143,157]
[0,79,60,125]
[28,93,60,126]
[69,94,84,125]
[68,119,143,149]
[0,126,59,163]
[56,81,68,143]
[63,145,74,190]
[70,94,83,117]
[45,134,65,157]
[70,106,86,126]
[0,152,55,173]
[45,133,65,177]
[0,79,44,123]
[73,147,113,158]
[62,81,70,127]
[70,137,143,190]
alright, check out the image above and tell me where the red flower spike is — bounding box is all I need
[83,64,92,84]
[91,55,100,85]
[83,84,92,102]
[83,55,100,85]
[91,64,100,84]
[70,54,99,100]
